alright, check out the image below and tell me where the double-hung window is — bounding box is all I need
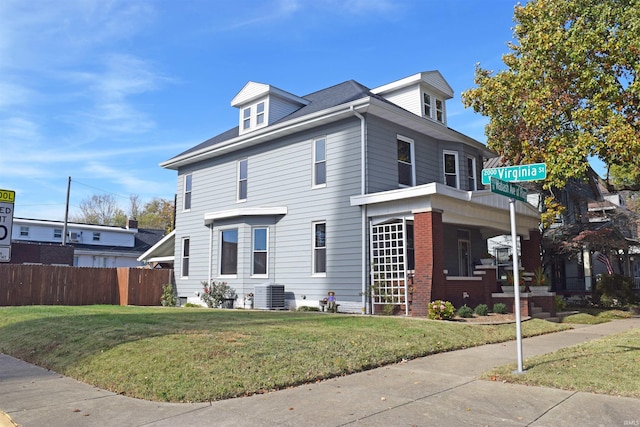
[252,227,268,276]
[93,232,101,242]
[20,226,29,237]
[313,222,326,275]
[53,228,62,239]
[435,99,444,123]
[184,174,192,211]
[242,107,251,130]
[313,137,326,187]
[181,237,190,277]
[444,151,459,188]
[423,93,432,117]
[256,102,265,125]
[237,159,248,201]
[467,157,477,190]
[397,136,415,187]
[220,229,238,276]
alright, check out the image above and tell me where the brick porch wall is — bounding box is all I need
[521,229,542,272]
[412,209,444,316]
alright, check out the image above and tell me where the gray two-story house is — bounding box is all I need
[157,71,541,315]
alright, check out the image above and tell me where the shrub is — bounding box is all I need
[428,300,455,320]
[184,302,201,308]
[595,274,636,307]
[457,304,474,318]
[200,281,236,308]
[474,304,489,316]
[297,306,320,312]
[555,295,567,312]
[492,302,507,314]
[160,284,178,307]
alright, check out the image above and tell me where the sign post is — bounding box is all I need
[0,189,16,263]
[485,166,546,374]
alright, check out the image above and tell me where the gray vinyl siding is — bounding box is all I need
[173,117,364,303]
[366,116,441,194]
[268,96,302,125]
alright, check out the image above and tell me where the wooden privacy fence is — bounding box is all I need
[0,264,174,306]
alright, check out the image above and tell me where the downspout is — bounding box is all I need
[351,106,368,314]
[208,224,213,284]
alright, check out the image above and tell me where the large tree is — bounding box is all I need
[462,0,640,219]
[72,194,127,226]
[72,194,174,230]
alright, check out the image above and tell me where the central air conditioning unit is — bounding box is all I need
[254,283,285,310]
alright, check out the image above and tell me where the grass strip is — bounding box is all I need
[0,305,568,402]
[483,327,640,398]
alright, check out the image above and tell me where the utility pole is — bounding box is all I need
[62,177,71,246]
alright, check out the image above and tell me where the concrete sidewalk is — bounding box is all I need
[1,318,639,427]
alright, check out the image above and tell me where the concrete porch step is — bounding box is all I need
[531,311,551,319]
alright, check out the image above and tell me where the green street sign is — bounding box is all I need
[490,177,527,202]
[481,163,546,185]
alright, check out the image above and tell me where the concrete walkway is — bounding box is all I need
[1,318,639,427]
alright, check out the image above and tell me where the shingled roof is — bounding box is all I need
[169,80,381,160]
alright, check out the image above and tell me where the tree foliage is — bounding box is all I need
[72,194,174,231]
[72,194,127,226]
[462,0,640,197]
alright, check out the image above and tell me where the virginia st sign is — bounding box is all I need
[482,163,547,185]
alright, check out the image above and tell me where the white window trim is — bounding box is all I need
[312,221,327,277]
[397,135,416,188]
[219,228,239,278]
[251,227,269,277]
[181,237,190,278]
[53,228,63,239]
[467,156,477,191]
[92,232,101,242]
[237,159,248,203]
[443,150,460,189]
[183,174,192,212]
[312,136,327,188]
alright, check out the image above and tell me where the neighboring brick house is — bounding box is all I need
[153,71,542,314]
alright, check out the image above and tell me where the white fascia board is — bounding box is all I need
[137,230,175,262]
[161,99,371,169]
[145,255,175,263]
[14,218,135,234]
[204,206,288,225]
[371,71,454,99]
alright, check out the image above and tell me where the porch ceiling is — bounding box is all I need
[350,183,540,237]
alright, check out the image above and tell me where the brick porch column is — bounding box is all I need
[521,228,542,272]
[412,209,444,317]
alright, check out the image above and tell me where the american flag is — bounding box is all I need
[595,251,614,274]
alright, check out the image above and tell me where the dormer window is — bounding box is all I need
[239,100,268,133]
[256,102,265,125]
[435,99,444,123]
[243,107,251,130]
[423,93,431,117]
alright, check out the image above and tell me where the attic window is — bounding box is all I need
[435,99,444,122]
[256,102,265,125]
[423,93,431,117]
[243,107,251,130]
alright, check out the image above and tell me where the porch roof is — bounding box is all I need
[350,183,540,238]
[137,230,175,264]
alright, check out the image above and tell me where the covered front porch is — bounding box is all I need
[351,183,542,316]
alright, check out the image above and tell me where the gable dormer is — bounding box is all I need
[231,82,309,135]
[371,71,454,125]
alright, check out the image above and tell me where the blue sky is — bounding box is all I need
[2,0,531,220]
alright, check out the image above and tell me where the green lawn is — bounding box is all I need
[484,326,640,398]
[0,305,567,402]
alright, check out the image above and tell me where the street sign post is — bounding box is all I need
[490,177,527,202]
[484,164,547,374]
[482,162,546,185]
[0,189,15,263]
